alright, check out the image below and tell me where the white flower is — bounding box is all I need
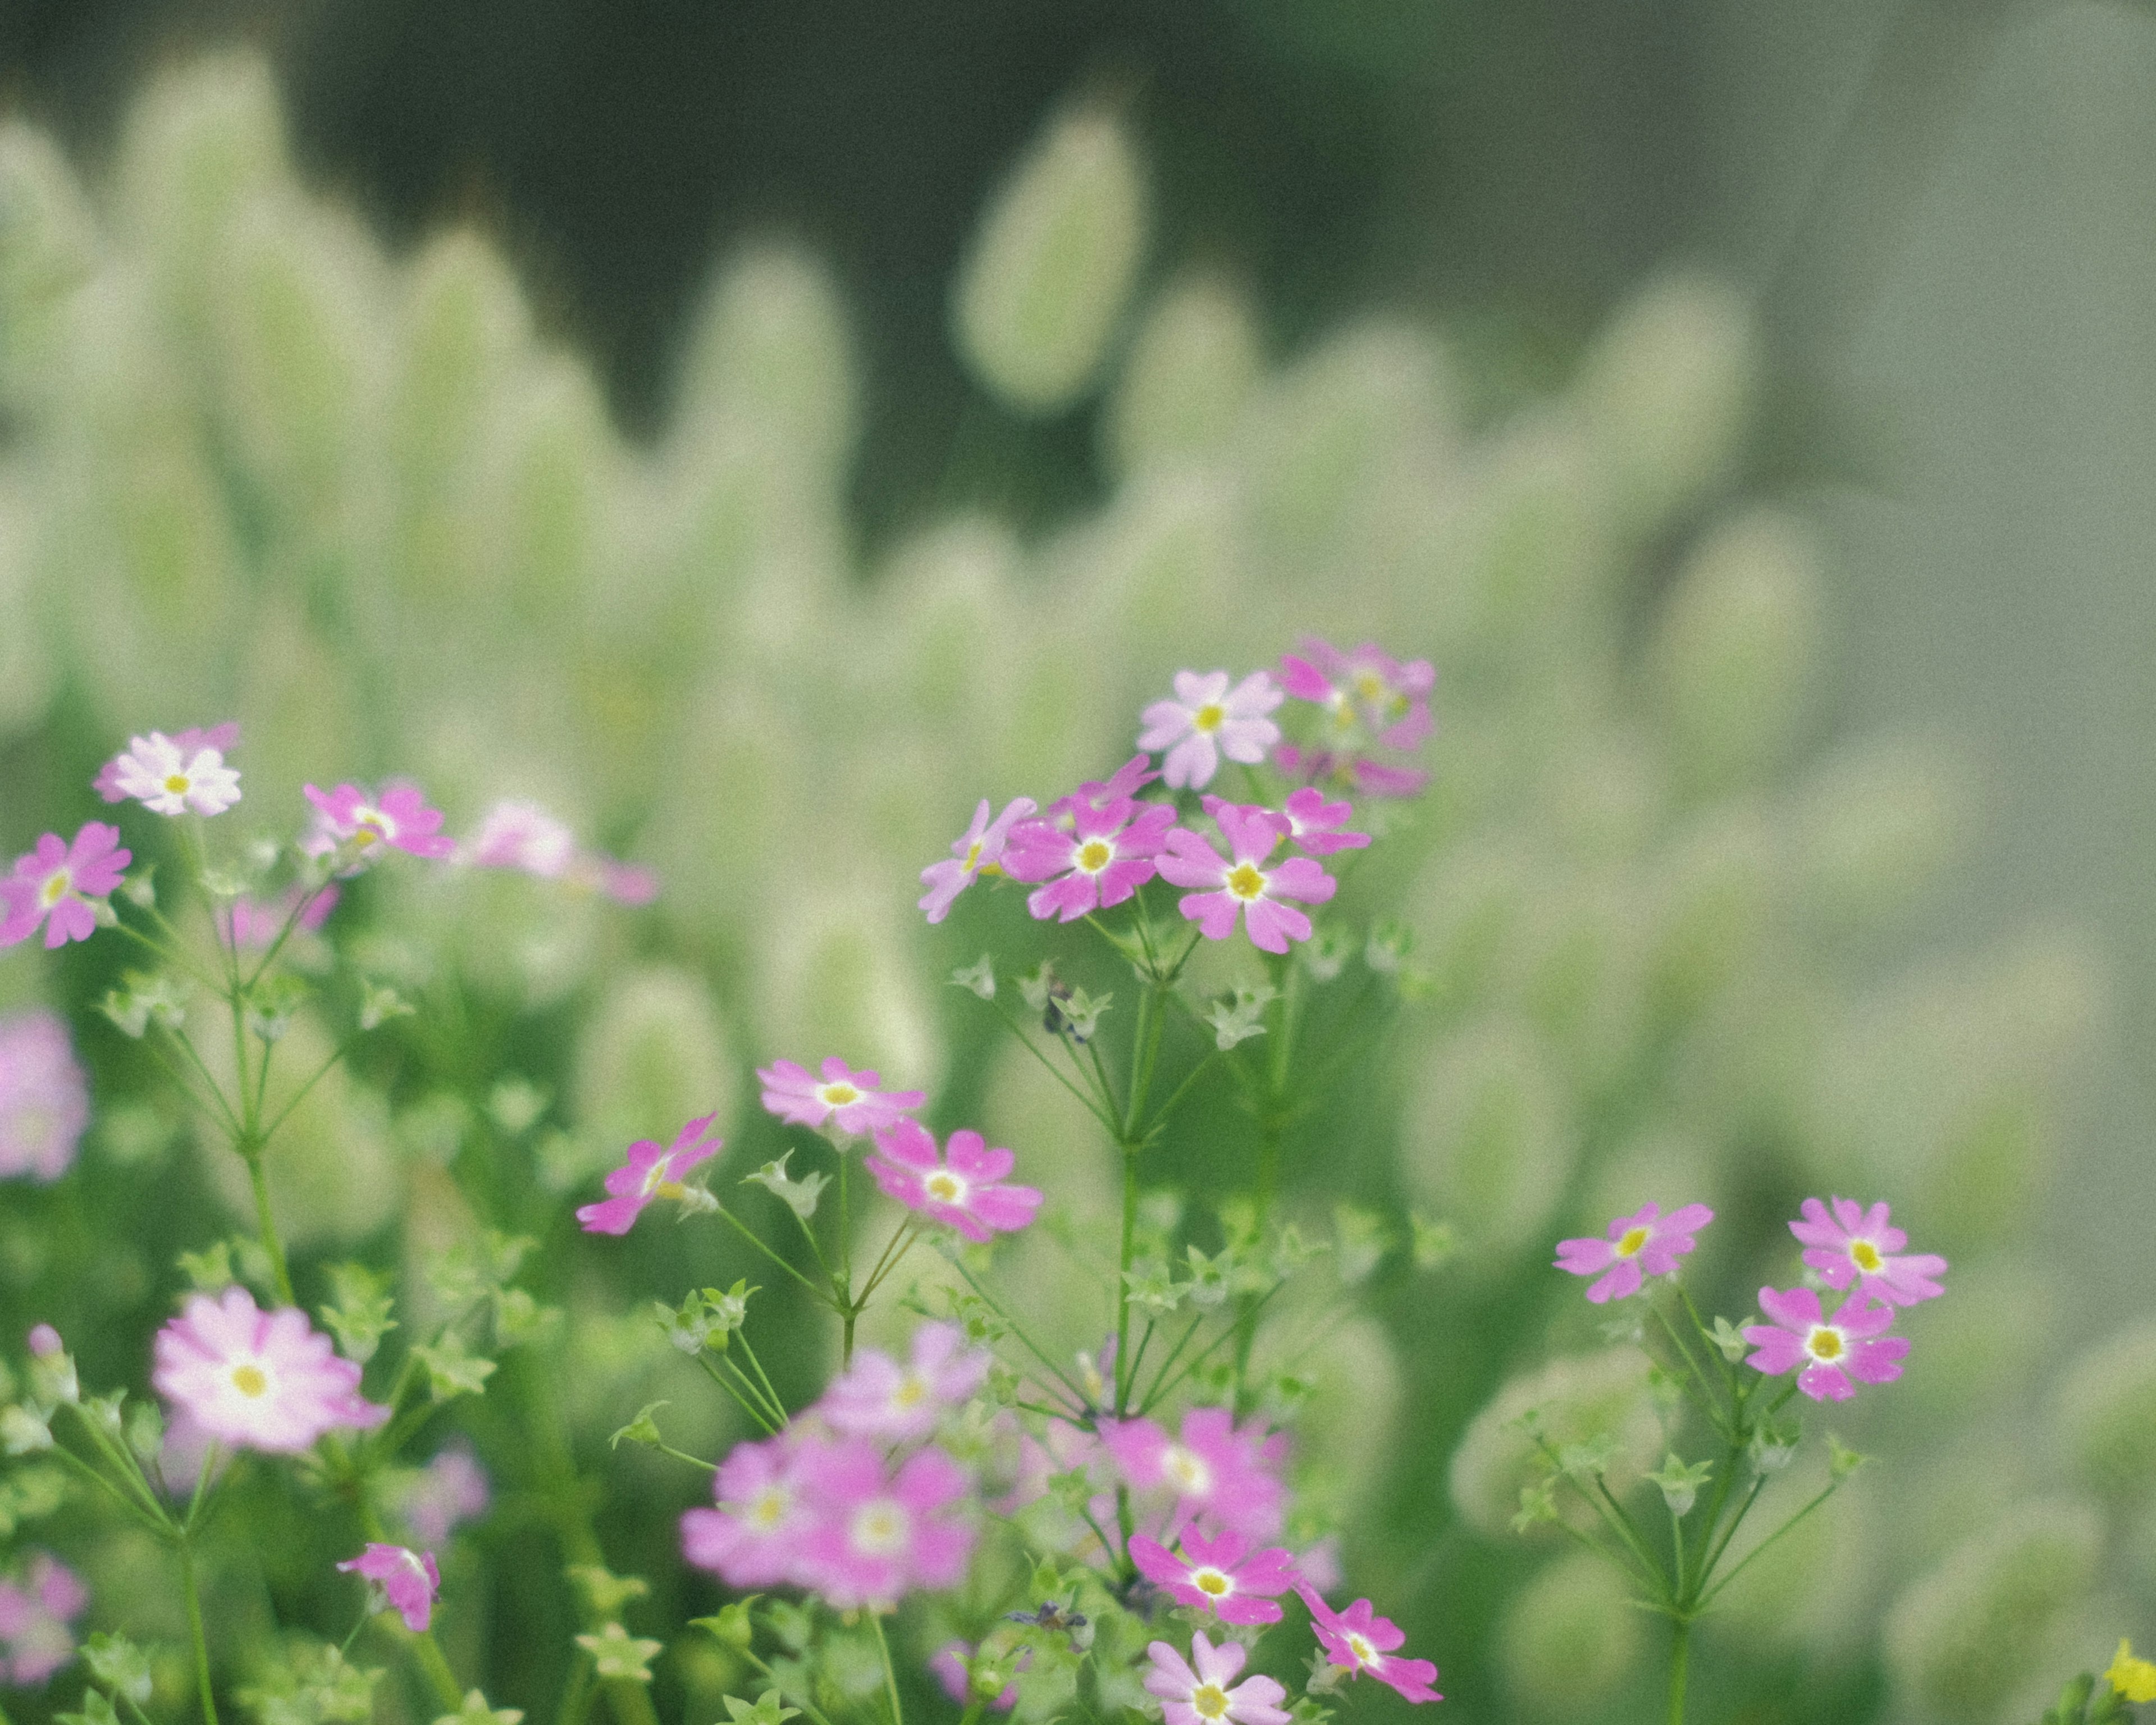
[1138,670,1282,791]
[104,732,242,818]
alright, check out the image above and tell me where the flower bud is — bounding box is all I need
[574,965,737,1152]
[1401,1015,1574,1253]
[1448,1348,1659,1539]
[1496,1553,1640,1712]
[1102,272,1263,476]
[2055,1320,2156,1509]
[952,106,1149,416]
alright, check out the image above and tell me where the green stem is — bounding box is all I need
[986,1000,1119,1133]
[410,1628,465,1712]
[697,1354,781,1436]
[870,1612,905,1725]
[180,1540,220,1725]
[1668,1619,1689,1725]
[242,1149,296,1306]
[712,1204,831,1302]
[945,1257,1089,1410]
[1698,1479,1842,1610]
[1113,1144,1139,1414]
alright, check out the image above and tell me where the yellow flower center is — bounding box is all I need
[1193,1568,1231,1596]
[1352,670,1387,704]
[1193,704,1225,733]
[39,871,70,907]
[1346,1633,1378,1669]
[165,773,191,795]
[1806,1326,1844,1362]
[1161,1444,1213,1495]
[1226,862,1266,901]
[1076,839,1113,873]
[1191,1686,1230,1720]
[925,1171,964,1203]
[1851,1240,1883,1272]
[820,1083,860,1107]
[893,1374,929,1407]
[231,1364,268,1398]
[1615,1226,1650,1258]
[850,1499,910,1556]
[963,841,984,871]
[747,1487,790,1530]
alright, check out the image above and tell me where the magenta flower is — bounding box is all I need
[1278,787,1371,857]
[1554,1202,1715,1304]
[1743,1286,1910,1403]
[1101,1407,1286,1540]
[0,1553,88,1686]
[1788,1197,1948,1307]
[575,1113,724,1235]
[757,1056,924,1138]
[1294,1582,1442,1704]
[337,1544,441,1633]
[931,1642,1020,1712]
[1129,1528,1300,1626]
[0,1011,89,1184]
[1143,1632,1291,1725]
[1138,670,1285,791]
[302,780,455,863]
[683,1433,823,1588]
[95,728,244,818]
[865,1121,1042,1243]
[1280,640,1435,751]
[0,825,131,950]
[817,1322,992,1441]
[95,722,240,802]
[395,1443,491,1547]
[218,884,340,948]
[1053,754,1161,822]
[1002,797,1176,921]
[920,796,1038,924]
[795,1439,975,1610]
[152,1286,390,1453]
[1156,804,1335,954]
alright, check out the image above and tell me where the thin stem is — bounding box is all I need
[698,1355,780,1437]
[1138,1314,1207,1414]
[712,1204,832,1301]
[161,1029,244,1139]
[259,1035,363,1144]
[945,1257,1089,1409]
[180,1540,220,1725]
[1698,1480,1842,1609]
[243,1152,296,1307]
[986,1001,1119,1133]
[1696,1472,1768,1591]
[244,878,338,991]
[735,1335,788,1429]
[409,1629,464,1712]
[869,1612,904,1725]
[1113,1145,1139,1415]
[1668,1619,1689,1725]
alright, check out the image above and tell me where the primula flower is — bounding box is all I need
[0,1011,89,1184]
[1789,1197,1948,1307]
[152,1286,390,1452]
[1143,1632,1291,1725]
[218,884,340,948]
[0,1553,88,1686]
[2109,1639,2156,1704]
[683,1433,823,1587]
[337,1544,441,1633]
[920,796,1038,923]
[302,781,455,864]
[458,801,657,905]
[396,1444,491,1547]
[1129,1528,1299,1625]
[866,1121,1042,1243]
[1101,1407,1286,1540]
[795,1440,974,1610]
[95,729,243,818]
[1157,803,1335,954]
[0,825,131,950]
[818,1322,992,1441]
[1278,787,1370,857]
[757,1056,924,1138]
[1003,797,1176,921]
[95,722,239,801]
[1554,1202,1715,1304]
[931,1642,1020,1712]
[1054,754,1161,823]
[1294,1582,1442,1704]
[575,1113,724,1235]
[1742,1286,1910,1403]
[1280,640,1435,750]
[1138,670,1284,791]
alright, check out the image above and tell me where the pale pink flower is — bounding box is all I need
[1138,670,1284,791]
[817,1322,992,1441]
[218,884,340,948]
[1143,1632,1291,1725]
[1002,797,1176,921]
[462,801,578,877]
[931,1642,1020,1712]
[302,781,455,864]
[1788,1197,1948,1307]
[575,1113,724,1235]
[794,1440,975,1610]
[865,1121,1042,1243]
[1294,1582,1442,1704]
[1156,804,1335,953]
[95,722,240,802]
[95,729,242,818]
[395,1444,491,1547]
[0,1553,88,1686]
[152,1286,390,1452]
[683,1433,823,1588]
[1129,1528,1299,1626]
[1278,787,1370,857]
[920,796,1038,924]
[337,1544,441,1633]
[0,1011,89,1184]
[757,1056,924,1138]
[0,825,130,950]
[1279,640,1435,751]
[1554,1202,1714,1304]
[1743,1286,1909,1403]
[586,860,659,906]
[1100,1407,1285,1540]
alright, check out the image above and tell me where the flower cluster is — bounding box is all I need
[0,1553,88,1687]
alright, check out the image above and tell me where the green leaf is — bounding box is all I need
[1409,1213,1458,1271]
[83,1631,155,1704]
[411,1336,496,1403]
[1,1404,53,1455]
[320,1263,398,1365]
[1826,1433,1874,1480]
[57,1687,122,1725]
[177,1241,236,1293]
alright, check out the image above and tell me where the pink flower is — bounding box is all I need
[817,1322,992,1441]
[1280,640,1434,752]
[1053,754,1161,823]
[795,1440,975,1610]
[1143,1632,1291,1725]
[575,1113,724,1235]
[865,1121,1042,1243]
[458,801,656,905]
[0,825,131,950]
[1743,1286,1910,1403]
[95,723,240,802]
[152,1286,390,1453]
[1272,745,1428,801]
[931,1642,1020,1712]
[96,728,244,818]
[1100,1407,1285,1540]
[920,796,1038,924]
[217,884,340,948]
[0,1011,89,1183]
[757,1056,924,1139]
[1554,1202,1715,1304]
[0,1553,89,1686]
[1156,804,1335,953]
[1138,670,1284,791]
[395,1444,491,1547]
[302,781,455,864]
[1129,1528,1299,1626]
[1788,1197,1948,1307]
[337,1544,441,1633]
[1002,797,1176,921]
[683,1433,823,1588]
[1278,787,1370,857]
[1294,1582,1442,1704]
[25,1325,61,1359]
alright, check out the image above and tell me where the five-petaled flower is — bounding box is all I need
[757,1056,924,1138]
[1278,786,1370,856]
[1101,1407,1286,1540]
[1554,1202,1715,1304]
[1294,1582,1442,1704]
[303,780,456,864]
[865,1121,1042,1243]
[683,1432,821,1587]
[1742,1286,1910,1403]
[338,1544,441,1633]
[920,796,1038,923]
[1129,1528,1299,1626]
[0,825,130,950]
[1788,1197,1948,1307]
[817,1321,991,1442]
[152,1286,390,1452]
[794,1440,975,1611]
[1138,670,1284,792]
[1143,1632,1292,1725]
[1157,802,1335,954]
[1003,797,1176,922]
[576,1114,724,1235]
[96,727,243,818]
